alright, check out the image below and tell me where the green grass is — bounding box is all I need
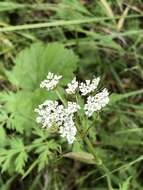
[0,0,143,190]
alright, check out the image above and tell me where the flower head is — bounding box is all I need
[66,101,80,114]
[66,77,78,94]
[34,100,59,128]
[35,99,80,144]
[79,77,100,96]
[59,115,77,144]
[35,72,110,145]
[84,88,109,117]
[40,72,62,91]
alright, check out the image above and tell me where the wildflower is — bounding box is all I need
[35,72,110,144]
[66,77,78,94]
[35,100,80,144]
[79,77,100,96]
[66,101,80,114]
[59,102,80,144]
[40,72,62,91]
[84,88,109,117]
[59,115,77,144]
[34,100,59,128]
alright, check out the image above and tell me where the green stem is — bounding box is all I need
[84,135,113,190]
[76,120,112,189]
[55,90,66,106]
[75,121,101,164]
[75,93,112,188]
[84,136,102,165]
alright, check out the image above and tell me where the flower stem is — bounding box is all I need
[84,136,102,165]
[75,121,101,164]
[55,90,67,106]
[76,121,113,189]
[84,135,113,190]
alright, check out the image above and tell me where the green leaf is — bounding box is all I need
[109,89,143,104]
[1,88,60,133]
[0,138,28,174]
[15,151,28,174]
[6,42,78,91]
[72,140,84,152]
[119,177,132,190]
[63,152,95,164]
[33,139,59,171]
[1,91,35,133]
[3,43,78,133]
[0,126,6,146]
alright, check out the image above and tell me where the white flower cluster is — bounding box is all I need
[66,76,100,96]
[34,100,58,128]
[40,72,62,91]
[35,72,110,144]
[35,100,80,144]
[84,88,109,117]
[66,77,78,94]
[79,77,100,96]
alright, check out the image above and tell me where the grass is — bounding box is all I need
[0,0,143,190]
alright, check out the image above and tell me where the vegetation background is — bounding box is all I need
[0,0,143,189]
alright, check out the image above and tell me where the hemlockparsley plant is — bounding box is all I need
[35,72,109,144]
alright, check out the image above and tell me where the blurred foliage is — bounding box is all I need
[0,0,143,189]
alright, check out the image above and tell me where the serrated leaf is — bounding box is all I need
[37,151,50,171]
[1,156,12,173]
[2,43,78,133]
[0,138,28,174]
[0,149,17,173]
[34,139,59,171]
[1,89,60,133]
[0,126,6,146]
[15,151,28,174]
[2,91,35,133]
[7,42,78,91]
[1,90,45,132]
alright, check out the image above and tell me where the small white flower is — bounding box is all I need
[35,99,80,144]
[58,102,79,144]
[79,77,100,96]
[59,116,77,144]
[66,101,80,114]
[35,72,110,145]
[34,100,59,128]
[66,77,78,94]
[40,72,62,91]
[84,88,109,117]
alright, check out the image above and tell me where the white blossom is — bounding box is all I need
[66,77,78,94]
[84,88,109,117]
[59,115,77,144]
[66,101,80,114]
[40,72,62,91]
[79,77,100,96]
[34,100,59,128]
[35,72,110,145]
[58,102,80,144]
[35,100,80,144]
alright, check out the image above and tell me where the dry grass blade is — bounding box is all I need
[123,2,143,14]
[117,6,130,31]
